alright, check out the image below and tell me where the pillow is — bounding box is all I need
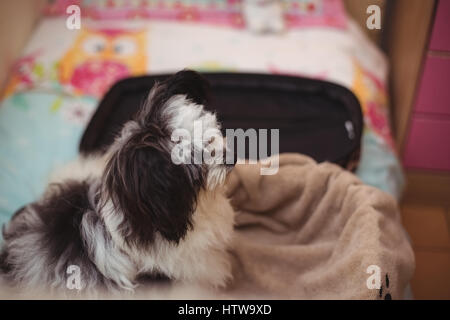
[44,0,347,30]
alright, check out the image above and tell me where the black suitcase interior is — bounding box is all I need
[80,73,363,168]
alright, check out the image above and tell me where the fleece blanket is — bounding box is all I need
[221,153,414,299]
[0,153,414,300]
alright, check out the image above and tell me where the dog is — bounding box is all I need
[0,70,235,294]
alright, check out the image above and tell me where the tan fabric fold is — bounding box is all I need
[223,153,414,299]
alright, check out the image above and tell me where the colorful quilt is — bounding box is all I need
[0,8,404,231]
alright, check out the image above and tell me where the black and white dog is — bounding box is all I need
[0,70,235,294]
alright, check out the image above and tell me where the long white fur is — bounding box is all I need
[45,94,235,291]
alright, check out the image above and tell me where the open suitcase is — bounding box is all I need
[80,73,363,168]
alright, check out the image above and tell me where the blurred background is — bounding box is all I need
[0,0,448,299]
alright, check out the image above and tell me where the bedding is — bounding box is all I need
[0,2,404,235]
[223,153,413,299]
[45,0,348,30]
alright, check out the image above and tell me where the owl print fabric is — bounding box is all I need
[2,20,148,100]
[59,28,147,97]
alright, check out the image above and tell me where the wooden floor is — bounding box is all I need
[401,202,450,299]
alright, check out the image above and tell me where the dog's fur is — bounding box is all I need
[0,70,235,294]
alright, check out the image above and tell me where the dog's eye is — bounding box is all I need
[208,136,215,144]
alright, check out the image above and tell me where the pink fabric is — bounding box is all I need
[286,0,347,29]
[44,0,347,30]
[69,60,130,97]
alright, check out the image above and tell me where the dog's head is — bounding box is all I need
[102,70,231,248]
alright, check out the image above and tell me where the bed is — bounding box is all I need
[0,0,403,236]
[0,0,404,232]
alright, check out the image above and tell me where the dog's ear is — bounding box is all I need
[161,69,210,106]
[103,70,209,247]
[103,131,204,247]
[137,69,210,125]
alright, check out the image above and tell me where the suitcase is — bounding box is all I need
[80,73,362,168]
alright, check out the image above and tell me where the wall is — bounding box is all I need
[0,0,47,94]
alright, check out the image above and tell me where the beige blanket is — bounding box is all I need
[0,153,414,299]
[222,153,414,299]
